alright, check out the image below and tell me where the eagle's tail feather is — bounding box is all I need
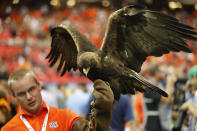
[128,69,168,97]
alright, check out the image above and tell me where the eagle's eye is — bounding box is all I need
[83,67,90,76]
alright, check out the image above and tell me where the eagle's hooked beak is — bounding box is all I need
[83,67,90,76]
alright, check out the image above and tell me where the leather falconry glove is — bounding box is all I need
[72,79,114,131]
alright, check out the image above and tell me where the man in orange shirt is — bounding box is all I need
[2,68,114,131]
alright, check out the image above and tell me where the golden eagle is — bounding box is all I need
[46,5,197,100]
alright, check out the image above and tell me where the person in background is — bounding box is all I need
[66,83,90,116]
[132,92,145,131]
[0,90,12,128]
[187,65,197,80]
[57,83,67,109]
[0,80,17,119]
[143,64,176,131]
[86,94,135,131]
[180,65,197,131]
[41,85,58,108]
[2,68,114,131]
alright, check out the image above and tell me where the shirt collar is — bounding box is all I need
[18,101,48,117]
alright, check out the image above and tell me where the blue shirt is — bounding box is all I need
[66,89,89,116]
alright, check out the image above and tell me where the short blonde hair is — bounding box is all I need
[8,68,38,92]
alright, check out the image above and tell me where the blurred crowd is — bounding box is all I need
[0,3,197,131]
[0,4,112,83]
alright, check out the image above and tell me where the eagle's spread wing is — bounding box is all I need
[101,5,196,72]
[46,24,98,76]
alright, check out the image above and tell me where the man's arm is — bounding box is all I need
[160,74,177,104]
[72,79,114,131]
[181,101,197,118]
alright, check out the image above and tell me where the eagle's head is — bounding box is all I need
[77,52,101,76]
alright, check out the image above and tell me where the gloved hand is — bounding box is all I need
[72,79,114,131]
[91,79,114,131]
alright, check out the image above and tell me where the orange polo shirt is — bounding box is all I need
[2,102,81,131]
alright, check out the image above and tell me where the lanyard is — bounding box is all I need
[20,105,50,131]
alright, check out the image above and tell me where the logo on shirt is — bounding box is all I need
[49,121,58,128]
